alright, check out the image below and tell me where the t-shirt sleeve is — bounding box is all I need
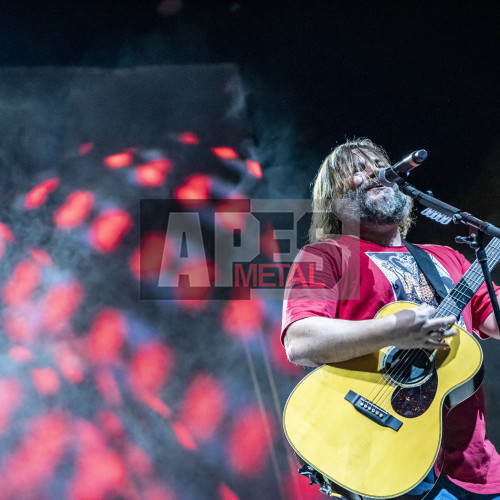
[455,250,500,338]
[281,243,342,345]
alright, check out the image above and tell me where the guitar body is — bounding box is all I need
[283,301,483,499]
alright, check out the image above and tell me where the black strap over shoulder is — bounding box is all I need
[403,240,448,301]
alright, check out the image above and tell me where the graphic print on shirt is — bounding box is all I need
[366,252,466,329]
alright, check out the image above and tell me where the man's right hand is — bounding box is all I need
[391,304,457,351]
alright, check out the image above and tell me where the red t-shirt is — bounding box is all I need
[281,235,500,493]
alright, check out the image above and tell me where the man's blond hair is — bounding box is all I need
[309,138,414,243]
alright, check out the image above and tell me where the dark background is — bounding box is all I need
[2,1,498,207]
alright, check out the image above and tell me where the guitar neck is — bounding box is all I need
[436,237,500,319]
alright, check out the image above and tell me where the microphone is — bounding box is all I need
[379,149,428,186]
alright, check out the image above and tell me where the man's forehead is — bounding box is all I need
[352,148,381,163]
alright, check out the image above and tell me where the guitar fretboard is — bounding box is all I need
[436,237,500,319]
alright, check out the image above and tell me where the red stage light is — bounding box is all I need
[125,443,153,477]
[130,342,175,395]
[221,300,263,339]
[104,151,133,169]
[219,483,239,500]
[24,178,59,209]
[175,174,211,203]
[30,248,53,266]
[139,392,172,419]
[0,222,15,242]
[261,223,280,259]
[90,210,132,252]
[54,191,94,229]
[214,198,250,232]
[142,481,178,500]
[42,281,84,330]
[171,422,197,451]
[2,260,41,305]
[135,158,171,187]
[55,345,85,384]
[246,160,263,178]
[136,168,165,187]
[32,368,60,395]
[70,447,127,500]
[97,411,125,439]
[227,406,275,477]
[8,346,33,362]
[212,147,238,160]
[88,309,127,363]
[215,209,247,231]
[0,223,14,260]
[178,373,227,442]
[79,143,94,155]
[130,232,172,280]
[3,313,35,342]
[95,367,122,405]
[0,412,68,495]
[178,132,199,144]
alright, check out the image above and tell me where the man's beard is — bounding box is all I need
[333,183,412,227]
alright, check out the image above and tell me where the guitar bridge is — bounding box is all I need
[345,390,402,431]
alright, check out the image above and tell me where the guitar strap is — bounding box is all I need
[403,240,448,302]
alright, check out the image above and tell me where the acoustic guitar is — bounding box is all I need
[283,237,500,499]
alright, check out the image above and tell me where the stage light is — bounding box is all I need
[54,191,94,229]
[177,373,227,442]
[212,147,239,160]
[227,406,275,477]
[42,282,84,330]
[88,309,127,363]
[90,210,132,252]
[135,159,171,187]
[3,260,41,305]
[246,160,262,178]
[32,368,60,396]
[104,151,134,169]
[24,178,59,209]
[178,132,199,144]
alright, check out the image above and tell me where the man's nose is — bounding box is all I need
[353,167,379,187]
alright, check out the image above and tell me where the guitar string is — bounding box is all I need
[368,283,469,406]
[369,347,430,408]
[363,286,464,405]
[374,245,500,409]
[366,243,500,409]
[373,247,500,408]
[373,259,488,404]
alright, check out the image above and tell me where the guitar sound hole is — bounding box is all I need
[384,348,433,386]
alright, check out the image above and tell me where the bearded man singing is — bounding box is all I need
[282,138,500,499]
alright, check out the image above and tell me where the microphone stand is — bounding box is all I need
[399,181,500,332]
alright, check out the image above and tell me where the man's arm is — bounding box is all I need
[479,292,500,339]
[284,304,457,366]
